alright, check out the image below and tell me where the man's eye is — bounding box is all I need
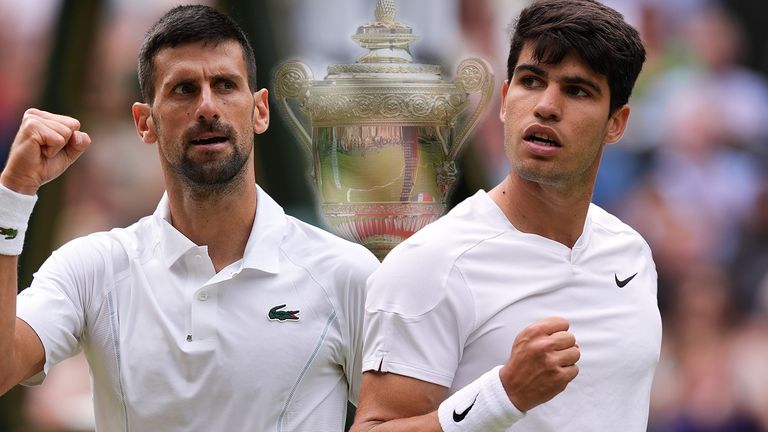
[215,80,236,90]
[520,76,542,88]
[566,86,589,97]
[173,83,196,95]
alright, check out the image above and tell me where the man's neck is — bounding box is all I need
[165,177,257,272]
[488,173,593,249]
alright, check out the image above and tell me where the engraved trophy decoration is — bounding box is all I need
[274,0,493,259]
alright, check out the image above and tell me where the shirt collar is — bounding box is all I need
[151,185,286,273]
[242,185,285,274]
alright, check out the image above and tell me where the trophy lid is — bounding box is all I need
[326,0,442,80]
[352,0,416,64]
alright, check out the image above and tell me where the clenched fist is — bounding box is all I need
[0,109,92,195]
[500,317,580,412]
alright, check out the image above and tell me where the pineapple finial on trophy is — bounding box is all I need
[353,0,414,63]
[375,0,396,23]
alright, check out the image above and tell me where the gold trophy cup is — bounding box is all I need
[274,0,493,259]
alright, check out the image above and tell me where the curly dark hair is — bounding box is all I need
[507,0,646,114]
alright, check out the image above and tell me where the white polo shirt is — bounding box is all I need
[17,185,379,432]
[363,190,661,431]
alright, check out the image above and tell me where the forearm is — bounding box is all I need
[0,180,39,394]
[354,367,526,432]
[351,411,442,432]
[0,254,20,393]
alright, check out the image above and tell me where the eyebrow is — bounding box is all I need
[166,71,242,84]
[514,64,603,96]
[211,72,242,83]
[161,72,244,94]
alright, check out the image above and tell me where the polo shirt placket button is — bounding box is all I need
[198,291,209,301]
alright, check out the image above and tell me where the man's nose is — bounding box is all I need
[195,85,219,121]
[534,87,562,122]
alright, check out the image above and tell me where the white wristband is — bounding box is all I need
[0,183,38,256]
[438,366,525,431]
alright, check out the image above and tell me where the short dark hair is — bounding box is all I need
[137,5,257,103]
[507,0,645,114]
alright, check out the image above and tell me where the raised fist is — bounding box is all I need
[0,109,92,195]
[500,317,580,412]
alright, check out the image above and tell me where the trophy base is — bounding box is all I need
[322,202,446,260]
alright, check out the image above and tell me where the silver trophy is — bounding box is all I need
[274,0,493,259]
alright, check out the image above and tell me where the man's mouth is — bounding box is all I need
[525,133,561,147]
[190,136,228,145]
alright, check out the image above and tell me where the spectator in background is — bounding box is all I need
[665,7,768,155]
[644,87,759,262]
[731,306,768,431]
[649,265,763,432]
[615,6,768,298]
[595,3,768,211]
[730,186,768,315]
[0,1,59,170]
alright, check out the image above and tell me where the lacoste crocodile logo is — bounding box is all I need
[615,272,638,288]
[0,227,18,240]
[268,304,300,322]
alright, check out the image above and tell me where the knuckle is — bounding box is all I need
[547,353,562,369]
[566,366,579,381]
[553,317,569,330]
[51,133,66,146]
[21,114,38,127]
[525,321,545,335]
[565,365,579,379]
[529,338,550,354]
[554,368,571,383]
[20,117,42,136]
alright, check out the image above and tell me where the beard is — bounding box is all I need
[156,115,253,194]
[178,146,249,193]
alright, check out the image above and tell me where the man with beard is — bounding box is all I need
[0,5,378,430]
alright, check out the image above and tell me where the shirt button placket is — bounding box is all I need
[188,252,212,342]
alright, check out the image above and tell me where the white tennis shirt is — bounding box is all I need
[17,185,379,431]
[363,190,661,431]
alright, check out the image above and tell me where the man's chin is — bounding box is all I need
[180,160,246,187]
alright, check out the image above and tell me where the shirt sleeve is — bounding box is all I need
[362,253,475,388]
[342,248,380,404]
[16,236,105,385]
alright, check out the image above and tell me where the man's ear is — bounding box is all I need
[499,80,510,123]
[605,105,630,145]
[253,89,270,135]
[132,102,157,144]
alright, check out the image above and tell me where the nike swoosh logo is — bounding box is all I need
[615,272,638,288]
[453,394,478,422]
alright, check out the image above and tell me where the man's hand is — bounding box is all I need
[0,109,91,195]
[500,317,580,412]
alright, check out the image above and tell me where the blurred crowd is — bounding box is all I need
[1,0,767,431]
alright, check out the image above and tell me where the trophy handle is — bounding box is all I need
[273,61,314,154]
[448,58,494,162]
